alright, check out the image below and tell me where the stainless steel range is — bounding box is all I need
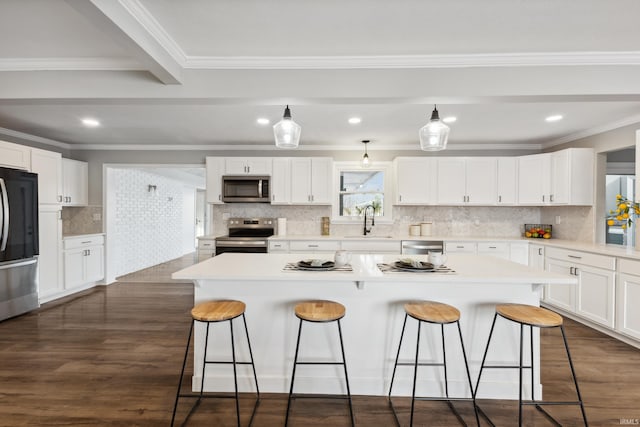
[214,218,276,254]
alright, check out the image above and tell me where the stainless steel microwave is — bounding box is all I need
[222,175,270,203]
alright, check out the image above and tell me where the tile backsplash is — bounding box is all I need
[62,206,103,236]
[211,204,593,243]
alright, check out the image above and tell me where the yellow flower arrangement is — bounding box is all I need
[607,194,640,231]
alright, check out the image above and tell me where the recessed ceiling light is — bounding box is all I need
[81,118,100,127]
[256,118,270,125]
[348,117,362,124]
[442,116,457,124]
[545,115,563,122]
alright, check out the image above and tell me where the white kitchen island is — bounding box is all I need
[172,253,577,399]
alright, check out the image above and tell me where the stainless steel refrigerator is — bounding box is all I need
[0,166,39,321]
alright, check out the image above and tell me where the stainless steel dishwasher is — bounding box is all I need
[401,240,444,255]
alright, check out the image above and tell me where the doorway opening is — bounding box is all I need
[605,148,636,247]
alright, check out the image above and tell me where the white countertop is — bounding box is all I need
[173,252,576,285]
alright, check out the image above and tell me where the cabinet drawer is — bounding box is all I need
[197,239,216,250]
[63,235,104,250]
[619,258,640,276]
[445,242,477,253]
[545,247,615,270]
[290,240,340,252]
[269,240,290,252]
[477,242,509,253]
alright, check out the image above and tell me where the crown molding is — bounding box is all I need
[0,57,143,72]
[543,113,640,148]
[184,51,640,70]
[0,127,72,149]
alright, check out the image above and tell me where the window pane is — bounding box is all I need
[339,170,385,217]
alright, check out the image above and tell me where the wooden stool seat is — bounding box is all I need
[404,300,460,324]
[294,300,345,322]
[496,303,563,328]
[191,300,246,322]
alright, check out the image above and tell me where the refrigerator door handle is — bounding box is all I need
[0,178,9,251]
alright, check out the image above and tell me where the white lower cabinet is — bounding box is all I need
[340,240,401,254]
[289,240,340,254]
[544,247,616,328]
[63,235,105,289]
[617,259,640,340]
[445,242,477,253]
[197,238,216,262]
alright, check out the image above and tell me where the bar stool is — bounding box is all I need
[388,301,479,427]
[171,300,260,427]
[285,300,355,427]
[474,303,588,426]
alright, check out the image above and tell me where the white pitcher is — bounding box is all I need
[334,250,352,267]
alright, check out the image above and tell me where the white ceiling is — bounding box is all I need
[1,0,640,152]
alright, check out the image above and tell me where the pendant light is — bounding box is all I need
[273,105,301,149]
[419,105,450,151]
[361,140,371,168]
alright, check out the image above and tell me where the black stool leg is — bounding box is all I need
[441,324,449,399]
[199,322,211,401]
[474,312,498,398]
[171,321,194,427]
[242,313,260,397]
[518,323,524,427]
[456,321,480,427]
[285,319,303,427]
[410,319,422,427]
[388,313,409,398]
[560,324,589,426]
[337,319,355,427]
[229,318,241,427]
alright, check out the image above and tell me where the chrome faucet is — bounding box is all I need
[363,205,375,235]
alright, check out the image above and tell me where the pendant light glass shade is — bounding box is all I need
[361,140,371,168]
[273,105,301,149]
[419,106,450,151]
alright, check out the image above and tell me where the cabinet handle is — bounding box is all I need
[308,244,319,248]
[574,267,579,276]
[81,241,91,244]
[538,248,543,256]
[456,245,464,249]
[399,195,402,202]
[202,243,212,247]
[247,166,250,173]
[87,249,91,256]
[489,246,497,249]
[58,195,63,202]
[550,194,554,202]
[567,255,582,259]
[498,195,502,203]
[272,194,275,201]
[311,195,314,202]
[569,266,574,275]
[542,195,545,202]
[218,194,221,201]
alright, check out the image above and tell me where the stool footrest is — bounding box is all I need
[481,364,532,369]
[203,360,254,365]
[178,392,258,400]
[290,394,351,400]
[295,361,345,365]
[396,361,445,367]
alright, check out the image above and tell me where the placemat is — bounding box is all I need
[377,263,456,274]
[283,263,353,272]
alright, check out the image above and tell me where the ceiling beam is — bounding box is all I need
[65,0,183,84]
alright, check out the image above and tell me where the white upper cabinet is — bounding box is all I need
[0,140,31,170]
[290,158,332,204]
[271,158,291,204]
[550,148,594,205]
[225,157,272,175]
[518,148,593,205]
[436,157,497,205]
[518,153,551,205]
[394,157,437,205]
[30,148,62,205]
[496,157,518,205]
[205,157,224,204]
[62,158,88,206]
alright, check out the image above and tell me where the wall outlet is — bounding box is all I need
[222,212,230,220]
[92,213,101,221]
[474,219,480,226]
[555,215,562,224]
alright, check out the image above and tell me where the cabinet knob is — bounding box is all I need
[498,195,502,203]
[550,194,554,202]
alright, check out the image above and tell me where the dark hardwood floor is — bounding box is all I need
[1,281,639,426]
